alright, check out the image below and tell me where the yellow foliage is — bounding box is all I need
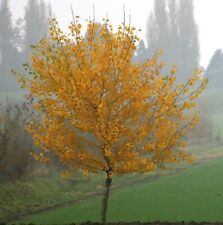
[16,17,207,178]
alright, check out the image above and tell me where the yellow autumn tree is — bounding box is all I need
[14,17,207,223]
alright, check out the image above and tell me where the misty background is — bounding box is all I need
[0,0,223,222]
[1,0,223,222]
[0,0,222,181]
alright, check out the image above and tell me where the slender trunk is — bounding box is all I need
[101,173,112,224]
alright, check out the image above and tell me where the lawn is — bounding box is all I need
[15,155,223,224]
[0,167,165,222]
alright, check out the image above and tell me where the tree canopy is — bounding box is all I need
[15,17,207,176]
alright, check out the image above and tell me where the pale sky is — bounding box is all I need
[9,0,223,68]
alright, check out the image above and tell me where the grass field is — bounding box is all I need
[14,154,223,224]
[0,171,112,222]
[0,166,168,222]
[1,142,218,223]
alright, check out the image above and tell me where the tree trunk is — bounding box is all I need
[101,174,112,224]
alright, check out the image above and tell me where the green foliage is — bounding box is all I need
[0,97,36,183]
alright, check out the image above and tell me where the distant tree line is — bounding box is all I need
[205,49,223,90]
[0,0,222,91]
[0,0,48,182]
[0,0,48,92]
[134,0,223,89]
[135,0,199,82]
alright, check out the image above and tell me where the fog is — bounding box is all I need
[1,0,223,223]
[8,0,223,67]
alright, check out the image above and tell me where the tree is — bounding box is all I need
[0,0,20,91]
[134,40,147,63]
[23,0,48,58]
[177,0,199,81]
[146,0,199,82]
[15,17,207,223]
[187,99,213,145]
[0,0,13,69]
[167,0,179,67]
[146,0,169,61]
[0,95,36,182]
[205,49,223,90]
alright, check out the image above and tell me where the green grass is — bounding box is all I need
[3,143,223,223]
[0,173,103,222]
[0,168,165,222]
[15,156,223,224]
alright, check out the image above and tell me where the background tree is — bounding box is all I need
[0,0,48,92]
[0,0,20,92]
[177,0,199,81]
[145,0,199,82]
[0,95,36,182]
[15,17,207,223]
[23,0,48,59]
[167,0,179,68]
[205,49,223,90]
[146,0,169,61]
[134,40,147,63]
[187,100,213,145]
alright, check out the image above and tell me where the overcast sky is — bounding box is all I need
[9,0,223,68]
